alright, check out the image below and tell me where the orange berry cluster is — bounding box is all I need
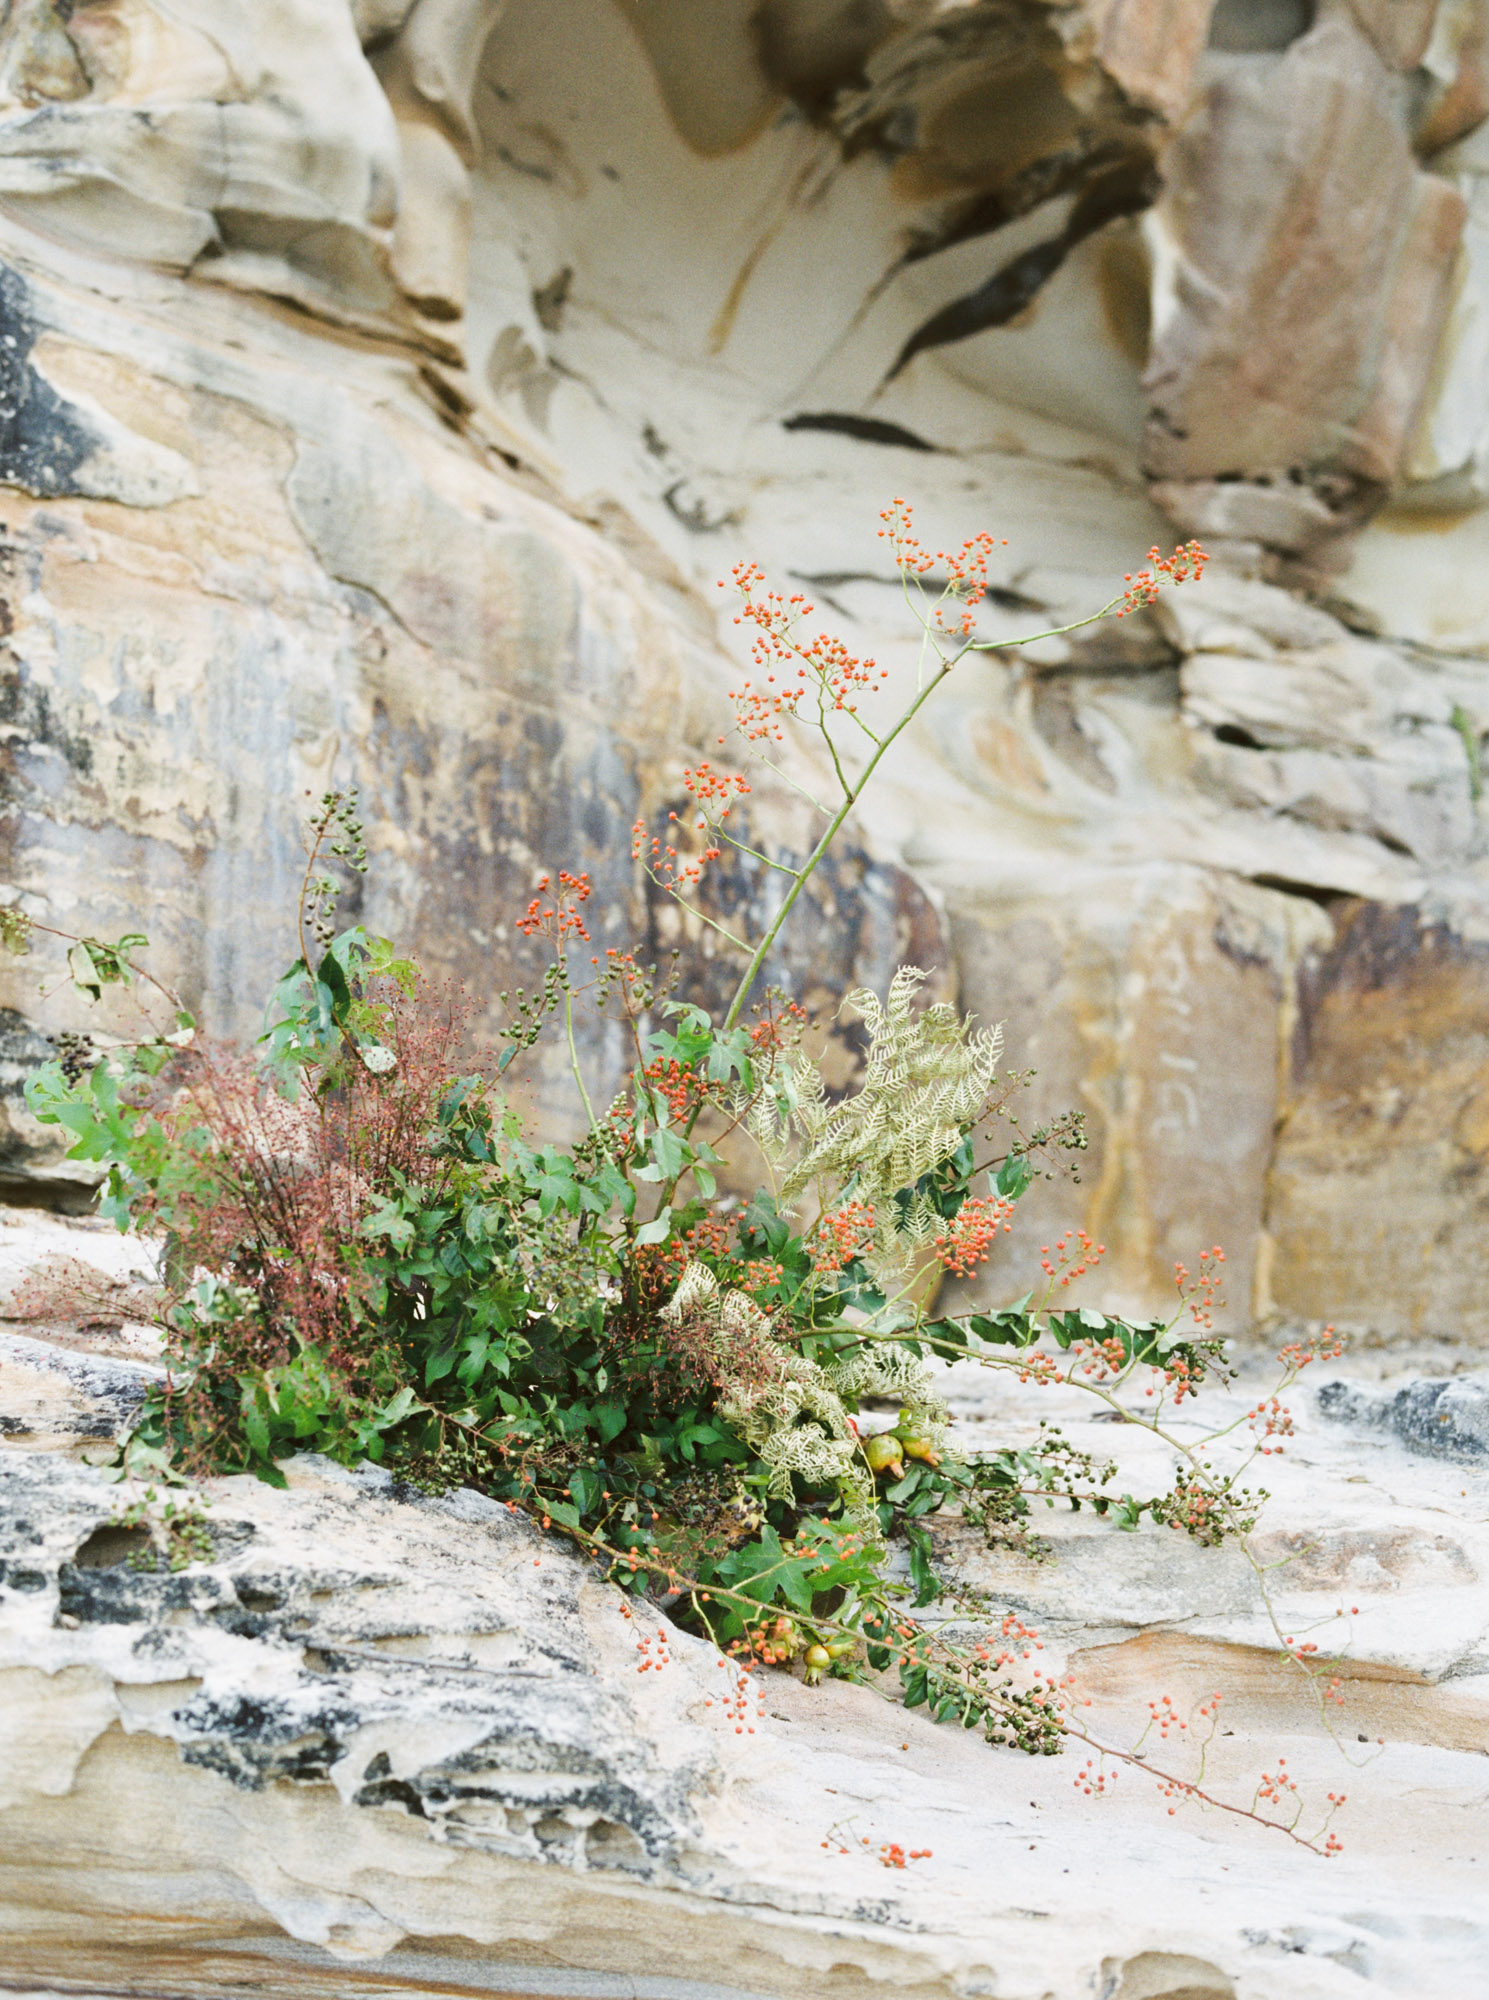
[733,1613,798,1667]
[1159,1350,1201,1404]
[1174,1244,1225,1329]
[704,1656,765,1733]
[932,1194,1013,1277]
[642,1215,733,1279]
[719,560,891,743]
[1040,1228,1105,1287]
[1076,1333,1131,1381]
[997,1610,1043,1666]
[878,497,1010,640]
[1147,1693,1191,1741]
[1163,1472,1221,1532]
[1246,1393,1296,1453]
[1074,1757,1117,1797]
[878,1842,932,1868]
[642,1053,703,1122]
[748,995,806,1051]
[515,869,591,942]
[633,760,754,904]
[632,815,722,894]
[1116,540,1209,616]
[1256,1757,1298,1807]
[1277,1322,1343,1368]
[1016,1351,1063,1386]
[813,1199,876,1274]
[633,1624,673,1673]
[683,760,750,809]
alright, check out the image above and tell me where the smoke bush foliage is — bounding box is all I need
[16,510,1351,1848]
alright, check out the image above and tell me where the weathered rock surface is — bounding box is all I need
[3,1278,1489,1999]
[1147,10,1467,546]
[0,1,1487,1333]
[1318,1371,1489,1459]
[1265,898,1489,1340]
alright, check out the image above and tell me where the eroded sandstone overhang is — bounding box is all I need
[0,2,1484,1335]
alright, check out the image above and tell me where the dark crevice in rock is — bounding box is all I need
[902,137,1145,269]
[754,0,900,112]
[782,412,938,451]
[356,1774,431,1814]
[661,482,738,534]
[233,1576,285,1613]
[1247,873,1346,912]
[884,155,1160,382]
[72,1522,152,1569]
[0,667,94,774]
[0,264,98,498]
[0,1172,100,1214]
[532,265,572,333]
[887,235,1069,380]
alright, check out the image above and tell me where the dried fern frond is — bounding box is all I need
[822,1344,948,1455]
[663,1260,945,1511]
[777,966,1001,1271]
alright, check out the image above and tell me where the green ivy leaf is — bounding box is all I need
[995,1152,1033,1200]
[905,1523,941,1607]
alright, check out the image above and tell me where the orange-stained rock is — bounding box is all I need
[1414,0,1489,154]
[948,867,1323,1329]
[1346,0,1440,70]
[1146,13,1466,542]
[1086,0,1220,123]
[1266,901,1489,1339]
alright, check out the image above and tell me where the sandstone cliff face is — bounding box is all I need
[0,0,1485,1338]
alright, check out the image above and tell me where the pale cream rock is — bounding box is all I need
[1400,117,1489,505]
[0,0,403,308]
[2,1304,1488,1999]
[949,866,1315,1331]
[1343,0,1440,71]
[1086,0,1220,121]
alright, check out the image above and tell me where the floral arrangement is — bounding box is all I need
[17,505,1355,1849]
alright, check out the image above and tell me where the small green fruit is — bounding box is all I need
[864,1432,905,1477]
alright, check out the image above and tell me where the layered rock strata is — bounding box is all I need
[0,1,1484,1337]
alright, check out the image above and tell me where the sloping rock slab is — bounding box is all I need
[3,1358,1489,1998]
